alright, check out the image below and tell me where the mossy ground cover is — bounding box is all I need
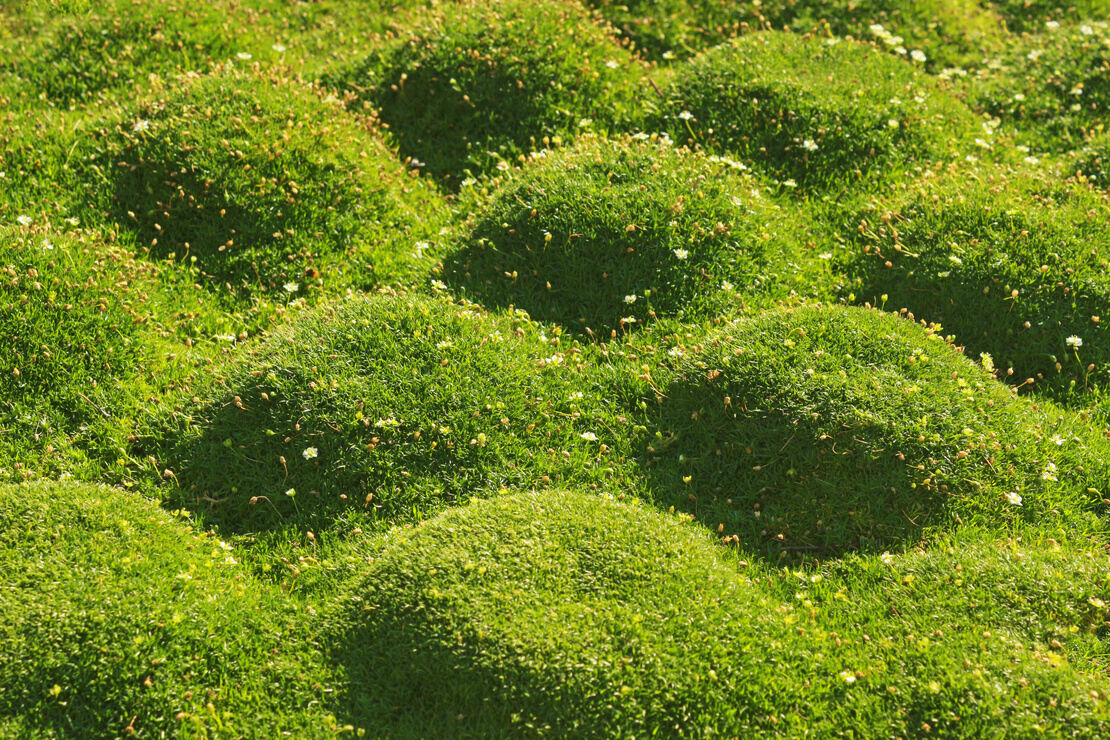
[4,0,1110,736]
[840,165,1110,404]
[326,0,643,188]
[653,31,980,193]
[444,134,823,336]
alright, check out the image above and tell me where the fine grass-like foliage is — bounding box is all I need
[327,0,642,187]
[655,31,977,192]
[644,305,1109,557]
[0,479,339,738]
[586,0,1003,67]
[0,227,140,441]
[992,0,1110,33]
[148,294,622,534]
[443,135,812,336]
[72,68,448,294]
[0,1,257,107]
[583,0,764,60]
[786,0,1006,69]
[1068,131,1110,186]
[328,489,1110,737]
[968,20,1110,150]
[0,223,266,483]
[843,168,1110,403]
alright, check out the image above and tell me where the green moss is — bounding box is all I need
[0,479,338,738]
[992,0,1110,33]
[841,167,1110,403]
[967,21,1110,150]
[1068,132,1110,187]
[327,489,1110,736]
[588,0,1004,67]
[70,68,448,295]
[643,305,1109,557]
[0,1,273,107]
[146,294,624,534]
[655,31,978,192]
[326,0,642,187]
[443,135,813,336]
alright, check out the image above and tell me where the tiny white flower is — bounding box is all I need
[880,552,894,565]
[1005,491,1023,506]
[285,488,296,497]
[1051,435,1065,446]
[1045,20,1060,30]
[430,279,448,292]
[16,215,32,226]
[132,119,151,133]
[215,334,236,343]
[623,294,637,304]
[496,160,511,171]
[41,238,53,250]
[605,60,620,69]
[839,670,857,684]
[1042,462,1058,482]
[673,248,689,259]
[802,139,818,152]
[818,252,832,260]
[580,432,598,441]
[910,49,927,63]
[678,110,694,121]
[236,51,253,60]
[272,43,287,52]
[1013,93,1026,101]
[413,241,430,258]
[888,119,900,129]
[721,280,735,291]
[781,179,798,188]
[1080,24,1094,35]
[302,447,318,460]
[65,216,79,226]
[1066,335,1083,349]
[284,281,299,293]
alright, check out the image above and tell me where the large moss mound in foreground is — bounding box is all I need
[0,479,337,738]
[328,488,1110,736]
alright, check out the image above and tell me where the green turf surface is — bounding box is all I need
[3,0,1110,735]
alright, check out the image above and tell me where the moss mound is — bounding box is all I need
[0,227,152,475]
[443,135,811,336]
[656,31,977,192]
[968,21,1110,149]
[0,1,260,107]
[1068,132,1110,187]
[587,0,1003,67]
[992,0,1110,33]
[149,294,621,533]
[74,68,447,294]
[329,488,1110,736]
[0,479,337,738]
[842,168,1110,403]
[643,305,1109,557]
[326,0,641,187]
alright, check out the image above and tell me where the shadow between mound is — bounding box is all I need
[104,144,358,292]
[637,380,947,563]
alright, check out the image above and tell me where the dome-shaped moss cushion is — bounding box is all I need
[643,304,1109,555]
[656,31,976,191]
[444,135,808,336]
